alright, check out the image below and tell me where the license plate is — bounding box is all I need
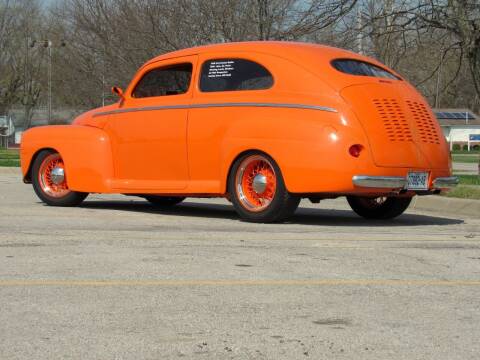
[407,172,429,190]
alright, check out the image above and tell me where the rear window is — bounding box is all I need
[200,59,273,92]
[332,59,400,80]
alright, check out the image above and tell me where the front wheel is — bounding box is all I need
[228,152,300,223]
[31,150,88,206]
[346,196,412,220]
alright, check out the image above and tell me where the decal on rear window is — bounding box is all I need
[200,59,273,92]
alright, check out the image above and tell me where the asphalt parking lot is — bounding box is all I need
[1,168,479,359]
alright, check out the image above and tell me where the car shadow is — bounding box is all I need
[79,200,464,227]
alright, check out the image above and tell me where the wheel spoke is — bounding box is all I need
[235,155,277,212]
[38,153,70,198]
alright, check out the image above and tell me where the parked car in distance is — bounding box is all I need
[20,41,457,222]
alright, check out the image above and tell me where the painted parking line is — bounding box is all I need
[0,279,480,287]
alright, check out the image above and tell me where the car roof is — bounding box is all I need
[144,41,369,67]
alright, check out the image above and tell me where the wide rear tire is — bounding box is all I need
[346,196,412,220]
[228,152,300,223]
[31,150,88,206]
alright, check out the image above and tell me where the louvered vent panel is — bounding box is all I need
[372,99,413,142]
[406,100,440,144]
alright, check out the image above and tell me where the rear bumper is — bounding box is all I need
[432,177,459,189]
[352,175,406,189]
[352,175,458,190]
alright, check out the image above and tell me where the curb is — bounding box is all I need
[412,195,480,218]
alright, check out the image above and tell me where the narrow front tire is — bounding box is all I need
[31,150,88,206]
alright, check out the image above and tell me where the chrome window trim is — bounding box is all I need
[93,102,337,117]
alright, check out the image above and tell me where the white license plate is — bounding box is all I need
[407,172,429,190]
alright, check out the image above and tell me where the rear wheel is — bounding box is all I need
[144,196,185,207]
[32,150,88,206]
[228,152,300,223]
[346,195,412,219]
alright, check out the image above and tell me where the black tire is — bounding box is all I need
[346,195,412,220]
[31,150,88,206]
[228,152,300,223]
[144,196,185,206]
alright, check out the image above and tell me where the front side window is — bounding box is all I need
[332,59,400,80]
[132,63,192,98]
[200,59,273,92]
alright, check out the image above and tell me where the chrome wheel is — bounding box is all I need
[37,153,71,198]
[235,155,277,212]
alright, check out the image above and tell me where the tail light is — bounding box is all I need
[349,144,364,158]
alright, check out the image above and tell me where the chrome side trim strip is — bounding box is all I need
[433,177,459,189]
[93,102,337,117]
[352,175,407,189]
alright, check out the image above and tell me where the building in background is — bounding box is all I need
[434,109,480,151]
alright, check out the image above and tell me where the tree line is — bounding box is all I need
[0,0,479,127]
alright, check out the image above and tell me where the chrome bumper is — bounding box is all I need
[352,175,458,190]
[352,175,406,189]
[432,177,459,188]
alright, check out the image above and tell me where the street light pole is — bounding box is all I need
[435,49,445,109]
[47,41,52,123]
[356,3,363,55]
[43,40,66,124]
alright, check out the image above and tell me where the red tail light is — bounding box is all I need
[349,144,364,158]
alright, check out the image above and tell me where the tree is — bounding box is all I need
[0,0,46,125]
[413,0,480,105]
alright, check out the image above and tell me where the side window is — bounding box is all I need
[200,59,273,92]
[132,63,192,98]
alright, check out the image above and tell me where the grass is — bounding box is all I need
[455,174,480,185]
[451,150,480,155]
[452,154,480,163]
[443,174,480,200]
[0,159,20,167]
[0,149,20,167]
[444,185,480,200]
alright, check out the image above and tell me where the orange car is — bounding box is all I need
[21,41,457,222]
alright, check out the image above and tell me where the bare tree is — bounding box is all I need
[0,0,46,125]
[2,0,479,122]
[413,0,480,103]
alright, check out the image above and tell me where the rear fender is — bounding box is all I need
[21,125,114,193]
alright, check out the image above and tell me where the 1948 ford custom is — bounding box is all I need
[20,41,457,222]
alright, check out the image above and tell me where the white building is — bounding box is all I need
[434,109,480,151]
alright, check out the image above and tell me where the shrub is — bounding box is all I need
[452,143,461,151]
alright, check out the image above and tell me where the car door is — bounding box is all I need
[187,53,276,193]
[105,55,197,191]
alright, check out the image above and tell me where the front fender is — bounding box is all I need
[21,125,114,193]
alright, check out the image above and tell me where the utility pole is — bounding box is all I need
[435,50,444,109]
[356,2,363,55]
[46,40,52,123]
[23,37,37,129]
[43,40,66,123]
